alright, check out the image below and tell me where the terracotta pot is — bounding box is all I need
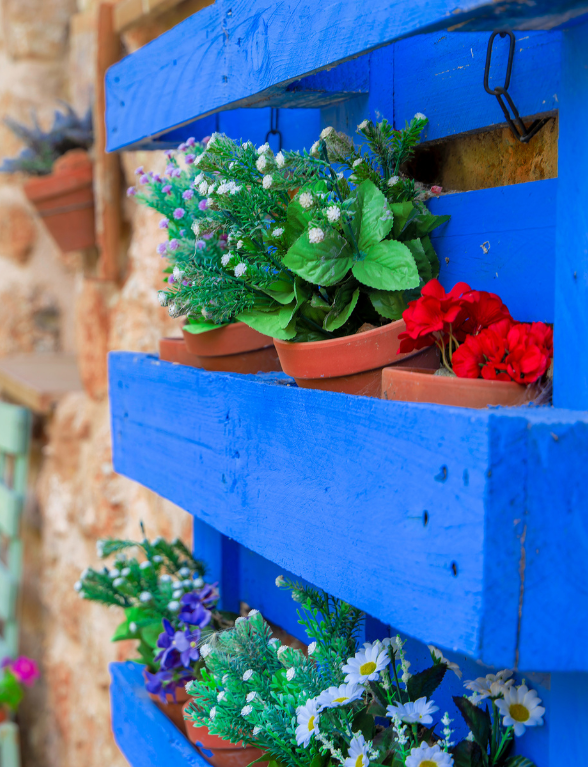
[24,149,95,252]
[158,323,282,374]
[145,676,190,735]
[183,701,268,767]
[381,367,534,408]
[0,707,8,724]
[273,319,439,397]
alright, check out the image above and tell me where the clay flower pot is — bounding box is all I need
[146,680,190,735]
[183,701,268,767]
[381,367,534,408]
[23,149,95,253]
[159,322,282,374]
[273,319,439,397]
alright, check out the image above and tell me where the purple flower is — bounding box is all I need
[165,164,175,176]
[168,239,179,251]
[152,173,162,183]
[203,232,214,241]
[182,280,190,286]
[198,199,208,212]
[219,239,228,250]
[172,168,182,178]
[179,588,216,627]
[202,136,211,145]
[179,229,186,237]
[196,240,206,250]
[127,186,137,196]
[173,208,186,220]
[162,185,172,195]
[159,219,169,229]
[139,174,150,185]
[174,628,202,666]
[156,243,167,255]
[186,137,196,147]
[164,150,173,158]
[182,189,194,201]
[178,142,187,152]
[185,154,195,165]
[155,619,202,671]
[134,166,144,175]
[144,669,174,703]
[168,274,175,284]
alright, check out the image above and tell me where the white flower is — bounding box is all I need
[194,154,203,166]
[246,691,257,702]
[179,567,190,577]
[495,685,545,736]
[405,743,453,767]
[222,674,229,683]
[269,638,280,647]
[256,155,268,172]
[139,592,152,602]
[352,158,363,168]
[262,174,273,189]
[199,181,209,195]
[129,622,137,634]
[414,112,427,121]
[235,617,246,625]
[113,577,124,587]
[286,668,296,681]
[320,127,334,139]
[237,240,244,249]
[242,669,253,681]
[194,173,204,185]
[194,577,204,587]
[172,589,183,600]
[326,205,341,223]
[201,644,212,658]
[241,705,253,716]
[74,581,82,592]
[272,227,284,237]
[167,600,180,611]
[96,540,105,556]
[257,142,270,154]
[139,561,151,570]
[192,222,200,235]
[310,140,320,156]
[159,574,173,583]
[209,706,217,720]
[234,263,247,278]
[342,644,389,684]
[317,682,364,710]
[308,227,325,244]
[253,725,262,736]
[358,120,369,130]
[295,698,320,747]
[276,151,285,168]
[158,291,167,307]
[277,646,287,657]
[152,555,163,564]
[464,670,514,700]
[299,192,313,209]
[109,569,120,578]
[275,575,285,587]
[386,697,439,725]
[307,642,317,656]
[248,609,259,617]
[208,133,219,146]
[387,175,400,187]
[428,646,462,679]
[217,183,230,195]
[217,691,226,702]
[221,254,231,267]
[343,733,370,767]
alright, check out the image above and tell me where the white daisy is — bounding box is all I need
[428,646,462,679]
[342,644,389,684]
[286,668,296,681]
[221,254,231,267]
[276,151,285,168]
[242,669,253,681]
[405,743,453,767]
[234,263,247,278]
[464,670,514,700]
[308,227,325,244]
[299,192,313,209]
[295,699,320,747]
[272,227,284,237]
[386,697,439,725]
[326,205,341,223]
[343,733,370,767]
[495,685,545,736]
[262,174,273,189]
[317,682,364,710]
[414,112,427,121]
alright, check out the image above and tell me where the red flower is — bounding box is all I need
[505,322,552,384]
[459,290,512,337]
[452,334,484,378]
[452,327,510,380]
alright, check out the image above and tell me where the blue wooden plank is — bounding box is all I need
[110,661,207,767]
[109,353,588,670]
[430,179,556,323]
[554,19,588,408]
[550,673,588,763]
[105,0,586,151]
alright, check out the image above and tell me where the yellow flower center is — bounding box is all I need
[191,641,197,648]
[354,756,363,767]
[333,696,348,703]
[307,716,315,732]
[359,661,377,676]
[509,703,530,722]
[420,762,437,767]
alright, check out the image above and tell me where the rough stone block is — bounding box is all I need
[0,199,37,263]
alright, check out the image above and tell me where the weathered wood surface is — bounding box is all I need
[0,354,82,414]
[104,0,572,151]
[109,352,588,671]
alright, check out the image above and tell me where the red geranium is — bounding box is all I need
[452,327,510,381]
[505,323,552,384]
[459,289,512,338]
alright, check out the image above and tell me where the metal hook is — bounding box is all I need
[484,30,550,144]
[265,108,283,151]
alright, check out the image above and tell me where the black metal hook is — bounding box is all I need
[484,30,550,144]
[265,108,283,151]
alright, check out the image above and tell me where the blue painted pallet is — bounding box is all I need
[109,352,588,673]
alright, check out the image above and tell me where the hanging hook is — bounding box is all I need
[265,108,283,151]
[484,30,550,144]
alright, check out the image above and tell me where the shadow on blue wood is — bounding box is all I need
[109,353,588,672]
[110,661,208,767]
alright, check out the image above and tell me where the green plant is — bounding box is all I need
[0,103,93,176]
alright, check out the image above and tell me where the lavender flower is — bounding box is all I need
[127,186,137,196]
[164,150,173,158]
[168,239,179,251]
[156,243,167,255]
[179,590,214,626]
[159,219,169,229]
[139,174,150,185]
[185,154,195,165]
[196,240,206,250]
[186,137,196,147]
[134,166,144,175]
[198,199,208,212]
[172,168,182,178]
[162,184,172,195]
[173,208,186,220]
[165,164,175,175]
[182,189,194,201]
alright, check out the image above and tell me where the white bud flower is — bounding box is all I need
[194,577,204,588]
[269,638,280,647]
[275,575,284,587]
[210,706,217,720]
[352,158,363,168]
[158,291,168,307]
[275,151,285,168]
[179,567,191,577]
[246,691,257,702]
[221,254,231,267]
[272,227,284,237]
[257,143,270,155]
[286,668,296,681]
[326,206,341,223]
[262,174,273,189]
[414,112,427,121]
[159,574,172,583]
[194,173,204,185]
[358,120,369,130]
[241,705,253,716]
[256,155,268,172]
[234,263,248,278]
[139,561,151,570]
[310,140,320,157]
[277,646,287,657]
[168,601,180,611]
[74,581,82,592]
[307,642,317,655]
[248,609,259,617]
[242,669,254,681]
[173,589,183,600]
[113,577,124,587]
[309,227,325,244]
[199,181,209,196]
[299,192,313,209]
[139,592,152,602]
[192,222,200,236]
[109,569,120,578]
[201,644,212,658]
[237,240,244,249]
[217,691,226,702]
[253,725,262,736]
[152,555,163,564]
[387,175,400,187]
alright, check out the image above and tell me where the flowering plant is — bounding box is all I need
[0,656,39,712]
[75,535,234,700]
[149,116,448,341]
[185,578,543,767]
[398,280,553,385]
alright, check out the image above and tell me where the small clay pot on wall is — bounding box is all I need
[23,149,95,253]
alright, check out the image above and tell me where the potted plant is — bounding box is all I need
[74,534,236,735]
[128,139,282,375]
[185,576,544,767]
[182,116,447,395]
[381,279,553,408]
[1,104,94,252]
[0,655,39,722]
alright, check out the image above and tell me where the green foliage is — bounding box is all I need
[0,670,24,712]
[453,697,492,754]
[406,663,447,700]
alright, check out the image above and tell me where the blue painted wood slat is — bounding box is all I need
[109,353,588,672]
[105,0,584,151]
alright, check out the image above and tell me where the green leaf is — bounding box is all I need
[369,290,407,320]
[401,208,450,241]
[0,671,24,711]
[421,235,440,280]
[453,696,492,754]
[352,708,375,740]
[285,199,312,247]
[390,202,415,239]
[406,664,447,700]
[283,229,353,287]
[405,238,432,283]
[451,740,485,767]
[503,758,536,767]
[142,622,164,649]
[237,308,297,340]
[352,240,419,291]
[263,280,296,305]
[300,300,329,327]
[323,287,360,332]
[183,320,226,334]
[350,180,394,251]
